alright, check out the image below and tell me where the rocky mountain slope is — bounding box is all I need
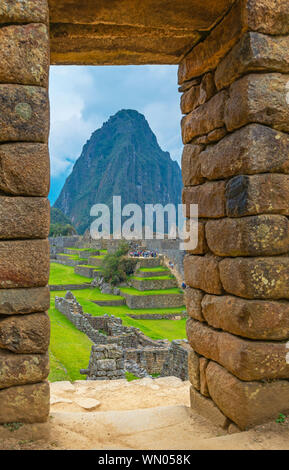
[54,109,182,234]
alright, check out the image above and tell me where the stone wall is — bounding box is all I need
[130,278,177,291]
[80,344,125,380]
[55,293,190,379]
[144,239,185,278]
[0,0,51,424]
[121,291,184,309]
[180,0,289,430]
[162,340,190,381]
[49,235,82,258]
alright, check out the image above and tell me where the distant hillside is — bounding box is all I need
[54,109,183,234]
[49,208,77,237]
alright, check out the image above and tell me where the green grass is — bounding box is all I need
[66,247,100,253]
[130,275,174,281]
[48,293,93,382]
[49,263,93,285]
[77,264,102,270]
[89,255,106,259]
[120,287,183,296]
[138,266,169,272]
[50,290,186,341]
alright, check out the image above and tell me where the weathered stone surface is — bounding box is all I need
[0,240,49,289]
[205,215,289,256]
[199,357,210,397]
[183,182,226,219]
[182,144,204,186]
[50,23,201,66]
[178,0,289,83]
[181,91,227,144]
[0,143,50,197]
[0,287,50,315]
[247,0,289,35]
[226,174,289,218]
[186,317,289,381]
[0,349,49,389]
[0,85,49,143]
[0,197,50,240]
[202,294,289,341]
[0,24,49,86]
[206,127,227,144]
[0,0,48,24]
[219,257,289,300]
[185,219,208,255]
[184,255,222,295]
[185,287,204,321]
[178,0,247,83]
[216,32,289,90]
[178,77,201,93]
[188,348,200,390]
[0,313,50,353]
[206,361,289,430]
[225,74,289,133]
[200,124,289,181]
[181,73,216,115]
[49,0,235,31]
[0,381,49,424]
[190,385,230,429]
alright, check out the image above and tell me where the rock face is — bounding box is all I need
[54,109,182,234]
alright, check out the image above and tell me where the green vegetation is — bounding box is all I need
[125,372,141,382]
[101,241,136,285]
[50,208,77,237]
[49,263,93,285]
[120,287,183,296]
[138,266,169,272]
[130,275,174,281]
[48,294,92,382]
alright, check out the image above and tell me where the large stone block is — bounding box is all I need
[219,257,289,299]
[215,32,289,90]
[0,197,50,239]
[185,219,208,255]
[186,317,289,381]
[0,85,49,143]
[0,0,48,24]
[185,287,204,321]
[225,74,289,133]
[206,361,289,430]
[181,91,227,143]
[0,349,49,389]
[0,381,49,424]
[0,24,49,86]
[190,385,230,429]
[0,287,50,315]
[181,144,204,186]
[199,357,210,397]
[183,182,226,219]
[184,255,222,295]
[200,124,289,181]
[202,294,289,341]
[178,0,289,83]
[188,349,200,390]
[180,73,216,114]
[0,240,49,288]
[0,313,50,353]
[0,143,50,197]
[205,215,289,256]
[226,174,289,217]
[178,0,247,83]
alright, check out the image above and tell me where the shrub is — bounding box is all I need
[102,241,137,285]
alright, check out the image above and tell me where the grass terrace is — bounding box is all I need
[49,263,93,284]
[120,286,183,296]
[138,266,169,272]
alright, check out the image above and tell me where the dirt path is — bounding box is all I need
[1,377,289,450]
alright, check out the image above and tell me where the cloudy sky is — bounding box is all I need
[49,65,182,205]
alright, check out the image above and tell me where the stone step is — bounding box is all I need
[55,254,88,267]
[133,256,164,269]
[74,265,101,278]
[120,289,184,309]
[63,248,100,257]
[88,255,105,267]
[136,268,170,278]
[130,277,177,291]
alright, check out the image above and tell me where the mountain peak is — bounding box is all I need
[54,110,182,234]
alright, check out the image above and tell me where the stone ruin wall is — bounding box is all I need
[55,293,189,378]
[80,344,125,381]
[180,0,289,430]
